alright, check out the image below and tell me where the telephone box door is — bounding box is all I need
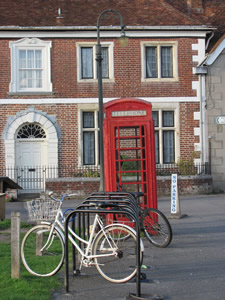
[104,98,157,210]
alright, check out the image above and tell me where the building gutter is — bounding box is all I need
[0,25,215,31]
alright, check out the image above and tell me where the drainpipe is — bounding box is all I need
[200,73,207,164]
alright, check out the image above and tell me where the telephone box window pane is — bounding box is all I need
[83,132,95,165]
[163,111,174,127]
[81,47,93,79]
[163,131,174,163]
[83,112,94,128]
[155,131,159,164]
[152,111,159,127]
[146,47,157,78]
[161,46,173,78]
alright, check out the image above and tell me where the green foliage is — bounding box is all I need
[0,219,32,230]
[80,170,99,177]
[177,153,197,175]
[74,170,100,177]
[0,219,11,230]
[119,155,141,177]
[0,226,61,300]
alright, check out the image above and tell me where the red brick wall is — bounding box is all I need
[46,178,100,199]
[157,176,212,195]
[0,36,200,169]
[45,176,212,199]
[179,102,200,160]
[0,37,199,99]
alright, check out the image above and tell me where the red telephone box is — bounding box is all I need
[103,98,157,210]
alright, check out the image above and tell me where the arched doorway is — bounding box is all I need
[4,108,59,194]
[16,123,48,192]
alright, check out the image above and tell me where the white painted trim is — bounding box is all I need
[194,143,201,152]
[0,96,200,105]
[192,81,200,100]
[192,39,206,65]
[0,30,209,39]
[194,111,200,120]
[194,127,200,136]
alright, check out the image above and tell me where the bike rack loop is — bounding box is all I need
[70,193,139,276]
[84,192,139,223]
[82,197,139,218]
[65,204,141,298]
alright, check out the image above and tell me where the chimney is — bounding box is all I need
[56,8,64,25]
[187,0,204,13]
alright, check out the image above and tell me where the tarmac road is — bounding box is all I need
[6,193,225,300]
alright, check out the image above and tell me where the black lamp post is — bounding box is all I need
[96,9,127,192]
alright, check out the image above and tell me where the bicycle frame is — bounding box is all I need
[40,204,121,267]
[38,192,144,274]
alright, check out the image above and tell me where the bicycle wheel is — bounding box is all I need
[21,224,64,277]
[142,208,172,248]
[92,225,143,283]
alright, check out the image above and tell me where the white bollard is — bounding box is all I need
[169,174,187,219]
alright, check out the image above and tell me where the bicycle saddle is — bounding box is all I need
[89,202,120,209]
[128,192,144,199]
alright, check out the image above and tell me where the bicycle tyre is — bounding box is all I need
[92,225,143,283]
[142,208,172,248]
[21,224,64,277]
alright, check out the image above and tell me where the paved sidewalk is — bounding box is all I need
[6,194,225,299]
[50,193,225,300]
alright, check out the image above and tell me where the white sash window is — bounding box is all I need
[10,38,52,93]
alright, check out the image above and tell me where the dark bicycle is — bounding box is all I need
[112,187,172,248]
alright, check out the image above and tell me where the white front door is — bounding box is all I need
[16,140,47,193]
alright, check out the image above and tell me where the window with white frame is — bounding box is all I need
[9,38,52,93]
[141,42,178,81]
[153,110,176,164]
[82,111,99,165]
[77,42,114,81]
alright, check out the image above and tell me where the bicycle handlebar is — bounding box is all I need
[48,191,79,202]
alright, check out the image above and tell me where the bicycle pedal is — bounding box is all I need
[73,269,81,276]
[132,273,149,283]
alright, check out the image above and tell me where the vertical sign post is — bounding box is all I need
[170,174,187,219]
[171,174,178,215]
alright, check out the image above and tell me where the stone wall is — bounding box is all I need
[206,49,225,192]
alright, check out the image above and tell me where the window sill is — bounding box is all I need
[8,92,54,96]
[141,78,178,83]
[77,78,115,83]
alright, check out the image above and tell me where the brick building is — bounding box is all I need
[0,0,223,195]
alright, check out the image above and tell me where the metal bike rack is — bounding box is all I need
[64,192,142,298]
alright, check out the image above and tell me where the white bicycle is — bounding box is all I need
[21,192,144,283]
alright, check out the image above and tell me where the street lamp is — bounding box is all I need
[96,9,127,192]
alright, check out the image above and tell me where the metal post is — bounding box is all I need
[96,9,127,192]
[96,40,104,192]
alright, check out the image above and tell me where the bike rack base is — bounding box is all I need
[126,293,164,300]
